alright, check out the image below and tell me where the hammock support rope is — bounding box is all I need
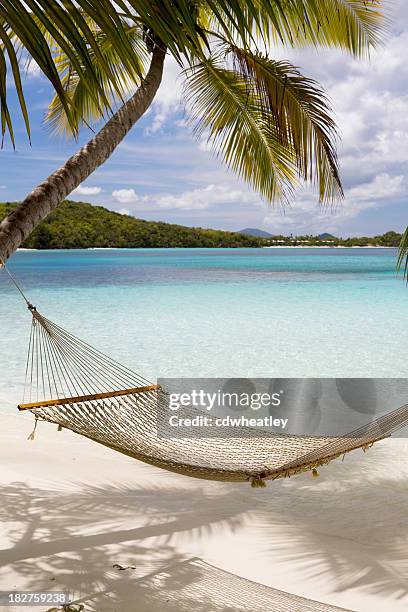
[16,306,408,486]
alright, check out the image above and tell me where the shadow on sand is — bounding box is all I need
[0,442,407,610]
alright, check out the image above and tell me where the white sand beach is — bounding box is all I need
[1,411,407,612]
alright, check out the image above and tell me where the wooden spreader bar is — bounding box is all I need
[18,384,161,411]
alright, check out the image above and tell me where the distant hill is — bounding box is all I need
[0,201,265,249]
[239,228,273,238]
[318,233,336,240]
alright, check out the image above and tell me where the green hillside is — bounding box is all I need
[0,201,402,249]
[0,201,265,249]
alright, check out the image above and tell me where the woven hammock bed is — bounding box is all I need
[15,306,408,487]
[132,557,353,611]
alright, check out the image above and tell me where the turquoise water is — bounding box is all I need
[1,248,407,409]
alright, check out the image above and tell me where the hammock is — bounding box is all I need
[16,305,408,487]
[131,557,353,611]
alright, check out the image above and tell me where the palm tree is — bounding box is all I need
[0,1,386,262]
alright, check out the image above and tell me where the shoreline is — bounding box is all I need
[15,245,397,251]
[262,245,396,249]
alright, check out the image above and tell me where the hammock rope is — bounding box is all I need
[2,259,408,486]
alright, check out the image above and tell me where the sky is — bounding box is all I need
[0,1,407,237]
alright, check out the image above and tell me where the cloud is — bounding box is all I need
[112,188,139,203]
[107,170,405,235]
[267,17,408,201]
[0,185,6,189]
[25,59,42,79]
[262,173,406,235]
[153,184,256,210]
[145,57,184,134]
[109,183,260,214]
[73,185,102,196]
[136,6,408,232]
[346,173,404,206]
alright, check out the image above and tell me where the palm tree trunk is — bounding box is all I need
[0,44,166,262]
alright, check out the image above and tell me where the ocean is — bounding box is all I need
[1,248,407,410]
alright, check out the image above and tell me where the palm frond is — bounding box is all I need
[226,46,343,205]
[283,0,386,54]
[116,0,209,62]
[206,0,386,56]
[0,1,386,144]
[397,227,408,282]
[0,1,151,141]
[0,6,75,142]
[44,20,149,135]
[0,22,30,147]
[183,57,299,204]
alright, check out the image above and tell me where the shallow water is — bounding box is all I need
[1,248,407,409]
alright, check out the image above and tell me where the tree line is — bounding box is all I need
[0,201,265,249]
[0,201,401,250]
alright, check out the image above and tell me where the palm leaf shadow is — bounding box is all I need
[1,441,407,608]
[252,441,408,601]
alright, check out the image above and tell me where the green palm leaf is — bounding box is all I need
[44,20,148,135]
[184,57,299,204]
[0,6,75,140]
[0,1,153,141]
[397,227,408,282]
[206,0,386,55]
[225,45,343,204]
[115,0,209,61]
[0,0,386,143]
[0,22,30,147]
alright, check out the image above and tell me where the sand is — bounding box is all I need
[1,411,407,612]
